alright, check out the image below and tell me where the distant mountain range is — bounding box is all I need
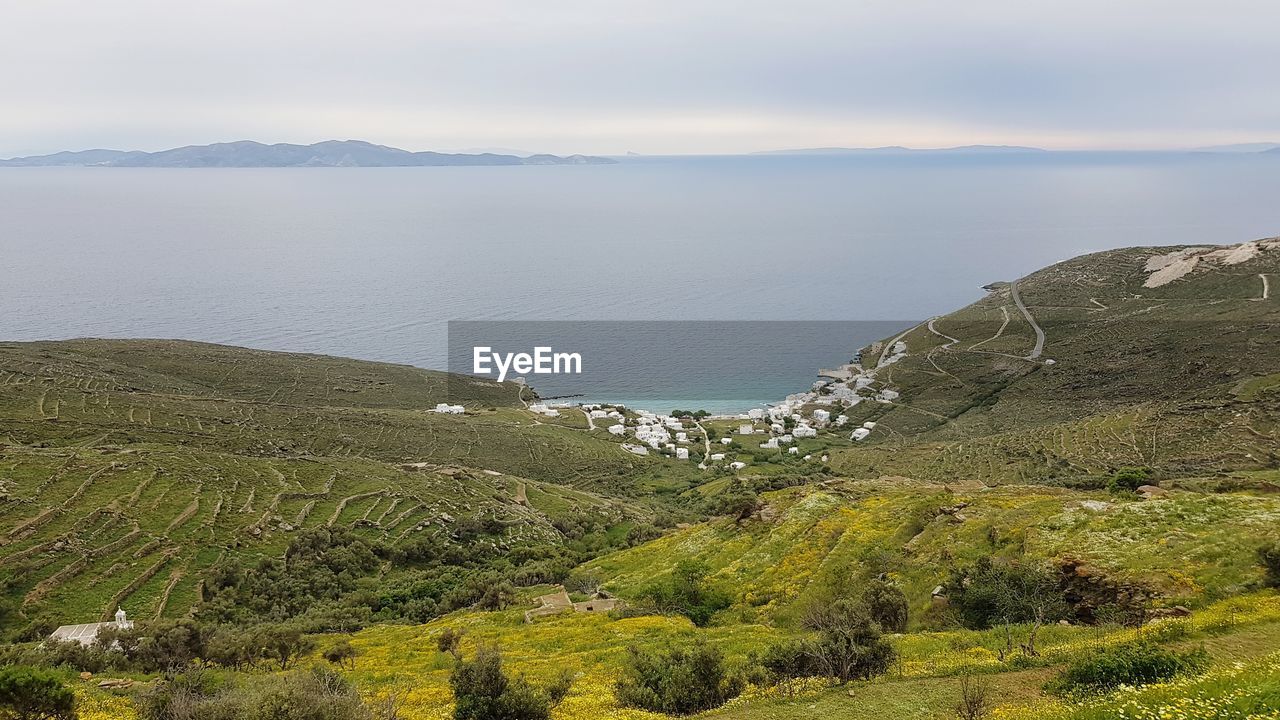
[1193,142,1280,153]
[752,144,1048,156]
[757,143,1280,156]
[0,140,616,167]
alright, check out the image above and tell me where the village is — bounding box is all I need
[502,337,912,473]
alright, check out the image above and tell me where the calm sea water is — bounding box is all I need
[4,153,1279,411]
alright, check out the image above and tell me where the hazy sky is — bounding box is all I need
[2,0,1278,156]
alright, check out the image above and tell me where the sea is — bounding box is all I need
[4,152,1280,412]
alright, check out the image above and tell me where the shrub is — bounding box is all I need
[955,672,992,720]
[0,666,75,720]
[614,643,743,715]
[796,599,895,682]
[138,667,374,720]
[624,524,662,547]
[1259,541,1280,588]
[324,639,358,670]
[256,623,316,671]
[449,645,565,720]
[437,628,465,659]
[945,557,1069,631]
[1108,467,1151,494]
[256,667,371,720]
[1047,641,1209,695]
[860,579,909,633]
[637,559,730,627]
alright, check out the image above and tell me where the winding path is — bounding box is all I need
[927,318,960,349]
[1010,280,1046,360]
[968,306,1011,350]
[1259,274,1271,301]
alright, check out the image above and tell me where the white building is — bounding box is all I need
[50,608,133,647]
[675,448,689,460]
[788,447,799,454]
[730,461,747,470]
[738,424,755,435]
[862,421,877,429]
[813,409,830,423]
[760,438,779,449]
[607,424,626,436]
[622,444,650,456]
[747,408,765,420]
[778,434,794,444]
[851,428,871,441]
[676,432,688,443]
[710,453,726,461]
[432,403,466,414]
[793,425,817,438]
[720,437,733,444]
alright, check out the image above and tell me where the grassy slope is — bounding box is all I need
[588,480,1280,625]
[0,340,702,626]
[826,241,1280,484]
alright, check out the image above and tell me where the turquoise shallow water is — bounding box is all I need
[3,152,1279,409]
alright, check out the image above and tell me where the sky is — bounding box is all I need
[2,0,1278,157]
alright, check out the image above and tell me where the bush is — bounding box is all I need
[450,645,567,720]
[324,639,358,670]
[1259,541,1280,588]
[1108,467,1151,494]
[614,643,743,715]
[0,666,75,720]
[1047,641,1209,695]
[945,557,1069,631]
[138,667,374,720]
[774,599,895,683]
[637,560,730,627]
[860,579,909,633]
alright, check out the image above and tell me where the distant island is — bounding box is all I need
[752,144,1048,156]
[0,139,617,167]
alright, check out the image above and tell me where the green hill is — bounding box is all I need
[0,340,702,631]
[822,238,1280,484]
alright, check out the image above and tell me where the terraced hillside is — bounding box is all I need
[0,340,701,631]
[0,340,698,487]
[825,238,1280,483]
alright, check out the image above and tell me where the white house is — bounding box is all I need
[788,447,799,454]
[676,432,688,443]
[813,409,830,423]
[851,428,871,441]
[835,414,849,426]
[793,425,817,438]
[432,403,466,414]
[760,438,779,449]
[730,461,747,470]
[738,424,754,435]
[676,448,689,460]
[710,453,726,461]
[862,421,877,429]
[607,424,626,435]
[50,608,133,647]
[747,408,765,420]
[622,444,650,456]
[778,434,794,444]
[721,437,733,445]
